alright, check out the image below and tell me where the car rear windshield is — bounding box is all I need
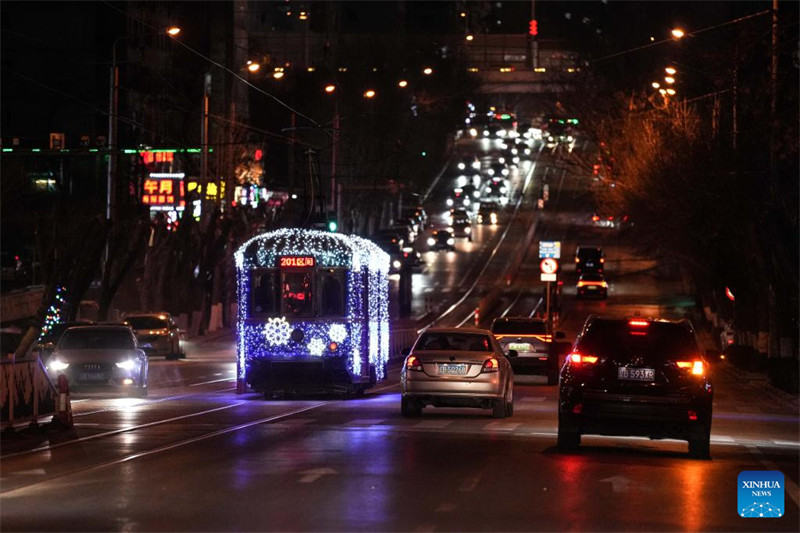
[491,320,547,335]
[60,329,135,350]
[126,317,169,330]
[577,248,602,259]
[416,333,492,351]
[578,320,698,363]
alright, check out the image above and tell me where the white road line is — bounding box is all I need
[711,435,735,443]
[415,420,452,429]
[189,378,235,387]
[772,440,800,447]
[347,419,385,426]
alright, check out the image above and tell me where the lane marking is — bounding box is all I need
[415,420,452,429]
[347,419,385,426]
[485,422,521,431]
[189,378,235,387]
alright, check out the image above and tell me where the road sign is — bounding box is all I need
[540,258,559,275]
[539,241,561,259]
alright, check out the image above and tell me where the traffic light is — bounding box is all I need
[327,219,338,232]
[529,19,538,36]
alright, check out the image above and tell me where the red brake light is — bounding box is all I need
[406,356,423,372]
[628,319,650,327]
[569,352,598,364]
[482,357,499,373]
[591,215,600,222]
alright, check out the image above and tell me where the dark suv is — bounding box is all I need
[558,316,714,458]
[491,317,565,384]
[575,245,604,274]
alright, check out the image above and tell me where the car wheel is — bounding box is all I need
[492,398,507,419]
[134,376,148,398]
[688,433,711,459]
[557,427,580,450]
[401,397,422,417]
[505,400,514,417]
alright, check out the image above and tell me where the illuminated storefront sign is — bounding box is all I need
[141,174,185,209]
[279,256,316,268]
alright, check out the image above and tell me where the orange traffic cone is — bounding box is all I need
[53,374,73,428]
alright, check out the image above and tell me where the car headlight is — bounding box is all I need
[472,161,481,170]
[447,238,455,245]
[500,187,507,194]
[469,128,478,137]
[502,169,509,176]
[465,227,472,234]
[392,260,402,269]
[458,162,466,170]
[499,157,505,164]
[490,213,498,224]
[483,130,490,137]
[116,360,137,370]
[464,198,470,206]
[427,238,436,246]
[446,198,453,206]
[473,191,480,198]
[477,215,483,223]
[498,129,507,137]
[487,168,494,175]
[49,360,69,372]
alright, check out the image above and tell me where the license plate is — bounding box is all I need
[80,372,106,382]
[508,343,532,352]
[439,363,468,375]
[587,286,597,290]
[617,367,655,381]
[586,262,595,267]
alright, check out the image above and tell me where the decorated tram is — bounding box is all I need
[234,228,390,397]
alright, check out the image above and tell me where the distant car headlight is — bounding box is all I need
[447,238,455,245]
[48,360,69,372]
[473,191,480,198]
[500,187,507,194]
[392,260,402,270]
[464,198,471,206]
[487,168,494,175]
[567,135,574,142]
[469,128,478,137]
[511,148,518,155]
[490,213,498,224]
[427,238,436,246]
[498,129,507,137]
[472,161,481,170]
[116,360,137,370]
[477,215,484,223]
[458,162,466,170]
[499,157,506,164]
[465,227,472,234]
[502,169,509,176]
[446,198,453,206]
[483,130,490,137]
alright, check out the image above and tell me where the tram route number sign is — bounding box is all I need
[540,258,559,282]
[279,256,316,268]
[539,241,561,259]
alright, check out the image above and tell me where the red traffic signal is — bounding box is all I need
[529,19,538,36]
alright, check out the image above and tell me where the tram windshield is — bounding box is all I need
[282,271,313,316]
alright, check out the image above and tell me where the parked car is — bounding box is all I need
[45,325,149,397]
[490,317,565,384]
[576,273,608,299]
[575,245,604,274]
[558,316,714,458]
[427,229,456,251]
[124,313,182,359]
[400,327,516,418]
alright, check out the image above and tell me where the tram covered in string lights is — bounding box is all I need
[234,228,390,397]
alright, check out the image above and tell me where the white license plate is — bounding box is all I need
[439,363,468,375]
[508,343,532,352]
[80,372,106,382]
[586,286,597,290]
[617,367,655,381]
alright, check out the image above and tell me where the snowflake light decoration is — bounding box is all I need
[263,317,291,346]
[307,337,326,357]
[329,323,348,344]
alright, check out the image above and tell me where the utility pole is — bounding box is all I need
[202,73,211,203]
[331,99,340,228]
[531,0,539,69]
[769,0,778,202]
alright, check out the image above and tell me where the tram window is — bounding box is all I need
[282,271,313,316]
[319,272,345,317]
[251,270,278,316]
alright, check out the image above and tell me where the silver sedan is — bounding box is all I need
[46,325,149,397]
[400,327,516,418]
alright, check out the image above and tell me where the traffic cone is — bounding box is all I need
[53,374,73,428]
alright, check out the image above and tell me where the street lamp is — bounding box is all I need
[652,82,661,89]
[324,84,336,93]
[665,66,677,75]
[247,61,260,73]
[664,76,676,84]
[398,80,408,88]
[363,89,376,98]
[422,67,433,75]
[671,28,685,39]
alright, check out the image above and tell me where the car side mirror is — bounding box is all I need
[506,349,518,358]
[555,331,565,340]
[401,347,411,357]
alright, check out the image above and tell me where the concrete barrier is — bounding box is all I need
[1,357,58,430]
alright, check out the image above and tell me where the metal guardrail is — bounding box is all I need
[1,356,58,429]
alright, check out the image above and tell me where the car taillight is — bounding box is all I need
[676,360,705,376]
[600,258,605,263]
[569,352,598,364]
[406,356,423,372]
[482,357,499,373]
[628,319,650,327]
